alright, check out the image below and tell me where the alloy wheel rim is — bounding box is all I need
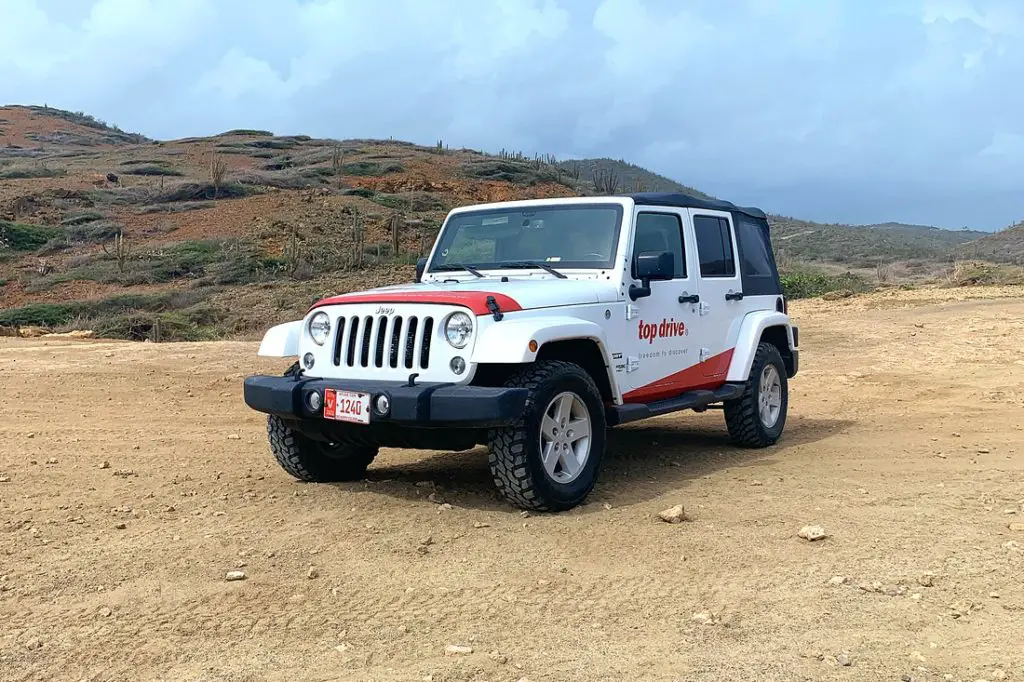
[539,391,592,484]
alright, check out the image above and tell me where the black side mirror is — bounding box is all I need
[629,251,674,300]
[415,257,427,283]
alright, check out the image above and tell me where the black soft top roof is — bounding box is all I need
[626,192,767,220]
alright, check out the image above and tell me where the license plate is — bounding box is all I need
[323,388,370,425]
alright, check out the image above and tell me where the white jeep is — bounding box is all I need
[243,193,799,511]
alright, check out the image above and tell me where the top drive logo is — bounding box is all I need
[638,318,688,344]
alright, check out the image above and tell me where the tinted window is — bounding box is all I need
[693,215,736,277]
[734,215,775,278]
[632,212,686,278]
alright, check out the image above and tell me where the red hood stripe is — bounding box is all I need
[308,290,523,316]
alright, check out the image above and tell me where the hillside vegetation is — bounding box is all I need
[1,104,1017,341]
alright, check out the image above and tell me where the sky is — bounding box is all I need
[1,0,1021,231]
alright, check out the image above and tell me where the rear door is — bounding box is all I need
[687,209,743,384]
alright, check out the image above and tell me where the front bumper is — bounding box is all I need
[242,374,529,428]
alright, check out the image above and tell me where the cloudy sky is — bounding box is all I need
[2,0,1021,230]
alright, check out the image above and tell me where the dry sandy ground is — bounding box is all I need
[2,286,1023,682]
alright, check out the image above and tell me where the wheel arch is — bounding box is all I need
[725,312,796,382]
[258,320,302,357]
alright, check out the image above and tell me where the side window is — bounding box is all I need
[693,215,736,278]
[734,215,776,278]
[631,212,686,278]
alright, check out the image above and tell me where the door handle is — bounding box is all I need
[725,291,744,301]
[678,293,699,304]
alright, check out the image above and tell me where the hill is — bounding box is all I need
[0,104,1013,341]
[955,222,1024,265]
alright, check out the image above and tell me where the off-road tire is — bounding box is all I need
[266,362,377,481]
[267,415,378,482]
[724,341,788,448]
[487,360,606,512]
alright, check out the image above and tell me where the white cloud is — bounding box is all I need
[0,0,1022,229]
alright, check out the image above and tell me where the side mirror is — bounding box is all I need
[629,251,674,300]
[415,257,427,283]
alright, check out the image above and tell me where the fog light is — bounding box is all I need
[307,391,322,411]
[374,394,391,415]
[302,352,315,369]
[450,356,466,375]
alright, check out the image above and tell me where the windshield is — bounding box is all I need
[428,204,624,272]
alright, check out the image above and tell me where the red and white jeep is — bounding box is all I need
[243,193,799,511]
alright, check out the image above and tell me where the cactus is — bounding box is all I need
[209,152,227,199]
[102,229,131,273]
[283,226,303,276]
[331,144,344,186]
[390,213,402,259]
[592,169,619,194]
[351,210,365,269]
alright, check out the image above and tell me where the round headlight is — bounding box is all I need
[444,312,473,349]
[308,312,331,346]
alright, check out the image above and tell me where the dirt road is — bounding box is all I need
[2,286,1023,682]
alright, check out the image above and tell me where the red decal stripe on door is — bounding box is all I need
[308,291,523,316]
[621,348,735,403]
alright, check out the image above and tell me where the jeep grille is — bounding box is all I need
[331,314,435,370]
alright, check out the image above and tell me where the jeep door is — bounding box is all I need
[685,209,743,384]
[617,208,701,403]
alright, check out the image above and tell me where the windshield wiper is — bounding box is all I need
[502,261,567,279]
[433,263,484,278]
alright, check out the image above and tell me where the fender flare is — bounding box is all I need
[471,316,620,402]
[725,311,796,382]
[257,320,302,357]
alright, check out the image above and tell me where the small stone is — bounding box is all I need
[602,503,612,510]
[27,433,35,439]
[1008,522,1024,532]
[989,591,1000,599]
[798,525,827,541]
[827,575,847,586]
[658,504,687,523]
[992,670,1007,680]
[1003,541,1020,551]
[488,650,508,664]
[46,457,58,464]
[114,522,127,530]
[977,448,990,454]
[99,607,112,617]
[227,434,241,440]
[99,461,110,469]
[918,573,935,587]
[24,637,42,650]
[836,653,853,667]
[427,492,444,504]
[438,503,453,511]
[225,570,246,581]
[0,475,9,483]
[307,566,319,579]
[691,611,717,625]
[911,593,922,601]
[473,521,490,528]
[444,644,472,656]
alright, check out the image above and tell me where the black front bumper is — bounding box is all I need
[243,374,529,428]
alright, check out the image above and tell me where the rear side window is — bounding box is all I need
[632,212,686,278]
[693,215,736,277]
[733,214,780,294]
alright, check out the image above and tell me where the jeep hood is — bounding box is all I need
[310,278,619,315]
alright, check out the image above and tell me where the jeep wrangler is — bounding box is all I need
[243,192,799,511]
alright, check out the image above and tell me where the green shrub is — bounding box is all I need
[0,221,61,251]
[219,129,273,137]
[342,161,403,176]
[780,269,872,299]
[123,165,184,177]
[0,303,76,326]
[60,211,106,226]
[0,165,67,179]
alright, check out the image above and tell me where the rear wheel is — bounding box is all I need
[724,342,788,447]
[487,360,606,511]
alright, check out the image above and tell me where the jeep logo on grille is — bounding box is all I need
[375,306,395,315]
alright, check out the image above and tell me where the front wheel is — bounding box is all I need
[724,342,788,447]
[267,415,378,482]
[487,360,606,511]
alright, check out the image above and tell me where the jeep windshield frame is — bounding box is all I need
[426,203,625,274]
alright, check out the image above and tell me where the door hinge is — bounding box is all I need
[626,356,639,373]
[626,304,640,320]
[699,347,711,362]
[698,301,710,316]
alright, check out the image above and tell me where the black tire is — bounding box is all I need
[724,342,788,448]
[267,415,378,482]
[487,360,606,512]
